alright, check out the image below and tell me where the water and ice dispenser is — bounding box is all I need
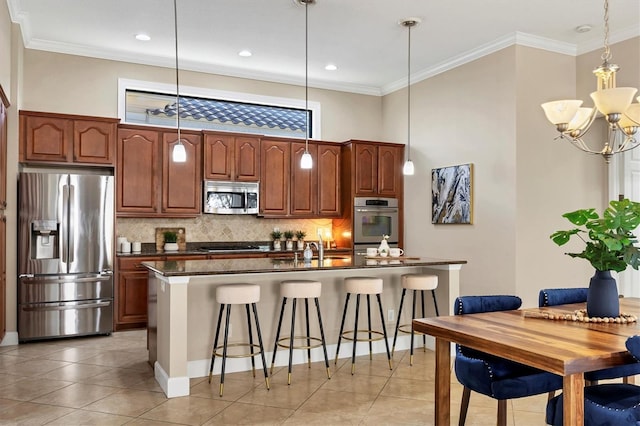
[31,220,59,259]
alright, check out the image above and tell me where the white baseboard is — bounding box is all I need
[154,361,189,397]
[0,332,19,346]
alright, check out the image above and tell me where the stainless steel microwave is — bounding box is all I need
[203,181,259,214]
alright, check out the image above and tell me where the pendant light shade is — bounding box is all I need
[171,0,187,163]
[299,0,314,169]
[401,18,420,176]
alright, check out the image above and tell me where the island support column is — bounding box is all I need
[153,273,190,397]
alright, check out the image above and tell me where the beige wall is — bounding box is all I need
[0,2,11,98]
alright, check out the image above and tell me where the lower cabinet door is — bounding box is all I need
[116,271,148,330]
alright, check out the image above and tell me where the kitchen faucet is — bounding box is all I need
[309,234,324,263]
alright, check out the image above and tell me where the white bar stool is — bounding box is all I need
[335,276,392,374]
[208,283,269,396]
[392,273,439,365]
[269,279,331,384]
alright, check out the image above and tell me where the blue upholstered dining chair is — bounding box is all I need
[454,295,564,426]
[539,288,640,384]
[546,335,640,425]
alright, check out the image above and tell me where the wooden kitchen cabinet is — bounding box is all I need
[260,138,290,216]
[117,125,202,217]
[162,132,202,215]
[348,140,404,198]
[203,132,260,181]
[19,110,118,165]
[290,141,341,217]
[116,256,163,330]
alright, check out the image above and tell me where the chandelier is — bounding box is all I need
[541,0,640,163]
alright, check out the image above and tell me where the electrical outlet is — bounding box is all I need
[388,309,395,322]
[273,227,279,233]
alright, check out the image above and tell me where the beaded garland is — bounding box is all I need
[534,309,637,323]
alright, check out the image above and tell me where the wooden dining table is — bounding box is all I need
[413,297,640,426]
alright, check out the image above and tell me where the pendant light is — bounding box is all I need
[171,0,187,163]
[401,18,420,176]
[298,0,314,169]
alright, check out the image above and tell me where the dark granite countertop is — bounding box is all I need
[141,255,466,277]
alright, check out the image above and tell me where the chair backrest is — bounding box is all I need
[538,288,588,307]
[626,336,640,360]
[454,295,522,315]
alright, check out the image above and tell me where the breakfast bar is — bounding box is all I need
[143,255,465,397]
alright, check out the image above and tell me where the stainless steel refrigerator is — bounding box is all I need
[18,171,114,341]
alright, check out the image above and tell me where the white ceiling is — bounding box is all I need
[7,0,640,96]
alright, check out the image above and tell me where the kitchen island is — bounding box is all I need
[143,255,465,397]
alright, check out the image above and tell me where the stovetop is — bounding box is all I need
[197,244,265,253]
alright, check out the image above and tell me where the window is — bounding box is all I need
[118,79,321,139]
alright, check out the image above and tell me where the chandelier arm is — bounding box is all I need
[617,137,640,154]
[568,137,603,155]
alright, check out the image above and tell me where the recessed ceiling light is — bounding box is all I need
[238,50,252,57]
[135,33,151,41]
[575,24,592,33]
[325,64,338,71]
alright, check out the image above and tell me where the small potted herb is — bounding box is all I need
[295,230,306,250]
[270,230,283,251]
[163,231,179,252]
[284,230,295,250]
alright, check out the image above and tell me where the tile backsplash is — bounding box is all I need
[117,215,334,243]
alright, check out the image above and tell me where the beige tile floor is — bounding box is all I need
[0,330,550,425]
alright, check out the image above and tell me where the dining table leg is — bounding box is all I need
[562,373,584,426]
[435,337,451,425]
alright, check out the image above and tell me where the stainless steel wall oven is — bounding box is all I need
[353,197,399,245]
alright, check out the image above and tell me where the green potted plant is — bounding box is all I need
[295,230,306,250]
[550,198,640,317]
[283,230,295,250]
[163,231,179,252]
[270,230,283,251]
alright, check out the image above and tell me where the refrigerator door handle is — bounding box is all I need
[62,184,69,264]
[22,300,112,312]
[20,275,112,285]
[68,184,75,263]
[101,269,113,276]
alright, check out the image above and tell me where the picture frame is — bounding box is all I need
[431,163,473,224]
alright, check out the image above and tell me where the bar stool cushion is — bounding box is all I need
[216,284,260,305]
[281,280,322,298]
[344,276,383,294]
[402,274,438,290]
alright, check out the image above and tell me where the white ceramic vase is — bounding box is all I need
[164,242,179,251]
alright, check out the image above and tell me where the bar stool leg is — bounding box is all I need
[421,290,427,350]
[314,297,331,379]
[376,294,393,370]
[392,288,407,357]
[251,303,270,390]
[220,304,232,396]
[432,290,440,316]
[288,298,297,385]
[245,304,256,377]
[209,303,225,383]
[410,290,417,366]
[351,294,360,375]
[366,295,373,360]
[335,293,350,364]
[270,298,287,374]
[305,298,312,368]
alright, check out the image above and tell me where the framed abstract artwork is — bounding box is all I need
[431,163,473,224]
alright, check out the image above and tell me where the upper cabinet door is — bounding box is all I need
[22,114,72,162]
[290,142,317,216]
[354,143,378,196]
[317,143,341,216]
[117,128,159,215]
[260,139,290,216]
[0,102,6,210]
[203,133,234,180]
[73,120,117,164]
[162,132,202,215]
[234,137,260,181]
[377,145,403,197]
